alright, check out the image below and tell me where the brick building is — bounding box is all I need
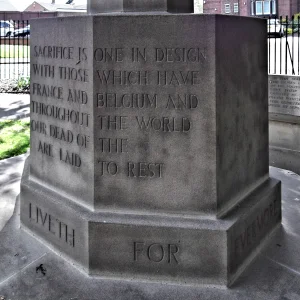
[201,0,300,17]
[24,1,86,13]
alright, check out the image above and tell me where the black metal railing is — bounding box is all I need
[0,20,30,80]
[268,15,300,75]
[0,17,299,80]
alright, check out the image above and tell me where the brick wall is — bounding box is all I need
[277,0,300,17]
[203,0,222,14]
[239,1,251,16]
[278,0,291,17]
[221,0,241,15]
[24,2,47,12]
[290,0,300,15]
[203,0,251,16]
[0,11,57,20]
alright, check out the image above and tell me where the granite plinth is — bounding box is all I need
[20,13,281,287]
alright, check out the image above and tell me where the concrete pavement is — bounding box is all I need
[0,93,29,120]
[0,92,29,230]
[0,153,28,231]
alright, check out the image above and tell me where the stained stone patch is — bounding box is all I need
[87,0,194,13]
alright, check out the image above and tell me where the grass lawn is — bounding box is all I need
[0,45,30,58]
[0,119,30,160]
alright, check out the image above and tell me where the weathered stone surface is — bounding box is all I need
[269,75,300,175]
[87,0,194,13]
[29,16,94,209]
[0,167,296,299]
[93,14,268,216]
[20,13,281,286]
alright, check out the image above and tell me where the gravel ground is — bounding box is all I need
[0,79,29,94]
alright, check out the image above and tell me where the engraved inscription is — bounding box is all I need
[38,141,54,157]
[269,75,300,116]
[133,242,179,264]
[94,46,205,180]
[34,45,74,59]
[29,203,75,247]
[98,115,128,130]
[94,47,124,62]
[99,138,128,153]
[32,44,90,172]
[33,64,55,78]
[157,71,200,86]
[93,47,207,64]
[98,161,118,176]
[59,148,81,167]
[76,47,88,64]
[155,47,206,62]
[136,116,191,132]
[76,134,90,148]
[234,198,280,256]
[67,89,88,105]
[32,83,63,100]
[132,48,147,62]
[97,160,164,178]
[31,120,47,135]
[31,102,90,127]
[50,125,74,143]
[97,93,157,109]
[59,66,89,82]
[128,162,163,178]
[97,70,149,86]
[166,94,198,110]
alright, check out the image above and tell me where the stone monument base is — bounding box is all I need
[0,155,295,299]
[22,12,281,288]
[20,158,281,286]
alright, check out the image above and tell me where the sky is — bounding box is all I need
[10,0,87,11]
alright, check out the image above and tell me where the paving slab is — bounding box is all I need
[0,93,30,120]
[0,158,299,299]
[0,153,28,231]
